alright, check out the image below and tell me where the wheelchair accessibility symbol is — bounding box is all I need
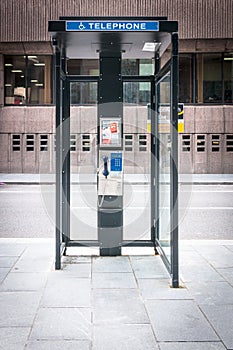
[79,22,86,30]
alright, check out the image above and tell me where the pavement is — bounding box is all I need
[1,173,233,349]
[1,173,233,184]
[0,238,233,349]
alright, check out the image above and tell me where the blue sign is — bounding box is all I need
[66,21,159,32]
[111,153,122,172]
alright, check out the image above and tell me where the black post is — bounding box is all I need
[98,51,123,256]
[171,32,179,287]
[61,49,70,247]
[151,54,160,253]
[55,44,62,270]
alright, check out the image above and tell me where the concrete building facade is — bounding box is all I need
[0,0,233,174]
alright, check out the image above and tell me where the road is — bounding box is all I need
[0,183,233,240]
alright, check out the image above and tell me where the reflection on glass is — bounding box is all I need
[67,59,99,75]
[157,72,171,262]
[70,82,97,105]
[123,82,150,105]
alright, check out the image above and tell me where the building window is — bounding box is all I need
[211,135,220,152]
[226,135,233,152]
[179,54,193,103]
[4,55,52,105]
[182,134,191,152]
[82,134,91,152]
[70,134,77,152]
[124,134,133,151]
[196,135,205,152]
[26,135,35,152]
[179,53,233,105]
[12,134,21,151]
[139,134,147,151]
[40,135,48,152]
[224,54,233,103]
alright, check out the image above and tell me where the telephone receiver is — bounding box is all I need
[102,155,109,179]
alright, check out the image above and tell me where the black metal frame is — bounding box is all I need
[51,17,179,287]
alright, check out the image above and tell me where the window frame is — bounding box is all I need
[4,54,53,106]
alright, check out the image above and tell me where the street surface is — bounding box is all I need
[0,183,232,240]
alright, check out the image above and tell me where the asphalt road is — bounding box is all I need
[0,183,232,240]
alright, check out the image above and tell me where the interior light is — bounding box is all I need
[34,63,45,66]
[35,83,44,87]
[28,56,38,59]
[31,79,38,83]
[224,57,233,61]
[20,75,24,78]
[142,42,161,52]
[5,63,13,67]
[5,84,12,87]
[11,70,23,73]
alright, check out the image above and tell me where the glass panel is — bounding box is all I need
[27,55,52,104]
[70,82,98,241]
[197,54,222,103]
[123,81,150,105]
[157,71,171,262]
[70,82,97,105]
[179,54,193,103]
[122,59,138,75]
[4,56,26,105]
[224,53,233,103]
[67,59,99,75]
[122,59,153,76]
[123,80,151,242]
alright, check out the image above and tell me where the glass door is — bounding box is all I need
[154,62,179,287]
[69,81,98,242]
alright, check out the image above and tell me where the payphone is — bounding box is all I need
[98,117,123,197]
[97,117,123,255]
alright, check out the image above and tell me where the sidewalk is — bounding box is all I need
[0,238,233,349]
[1,173,233,184]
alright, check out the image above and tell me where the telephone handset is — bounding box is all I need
[102,156,109,179]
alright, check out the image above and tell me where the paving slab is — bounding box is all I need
[0,267,10,283]
[0,243,26,256]
[146,300,219,342]
[0,256,19,268]
[130,255,170,279]
[41,275,91,307]
[62,263,92,278]
[186,281,233,305]
[93,289,149,324]
[180,263,225,283]
[194,245,233,269]
[0,327,31,350]
[92,256,132,272]
[200,304,233,349]
[138,278,191,300]
[0,272,47,291]
[93,324,159,350]
[159,342,226,350]
[217,267,233,285]
[26,340,91,350]
[92,272,137,289]
[0,292,41,327]
[30,307,91,340]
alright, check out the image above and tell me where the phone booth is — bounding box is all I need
[48,16,179,287]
